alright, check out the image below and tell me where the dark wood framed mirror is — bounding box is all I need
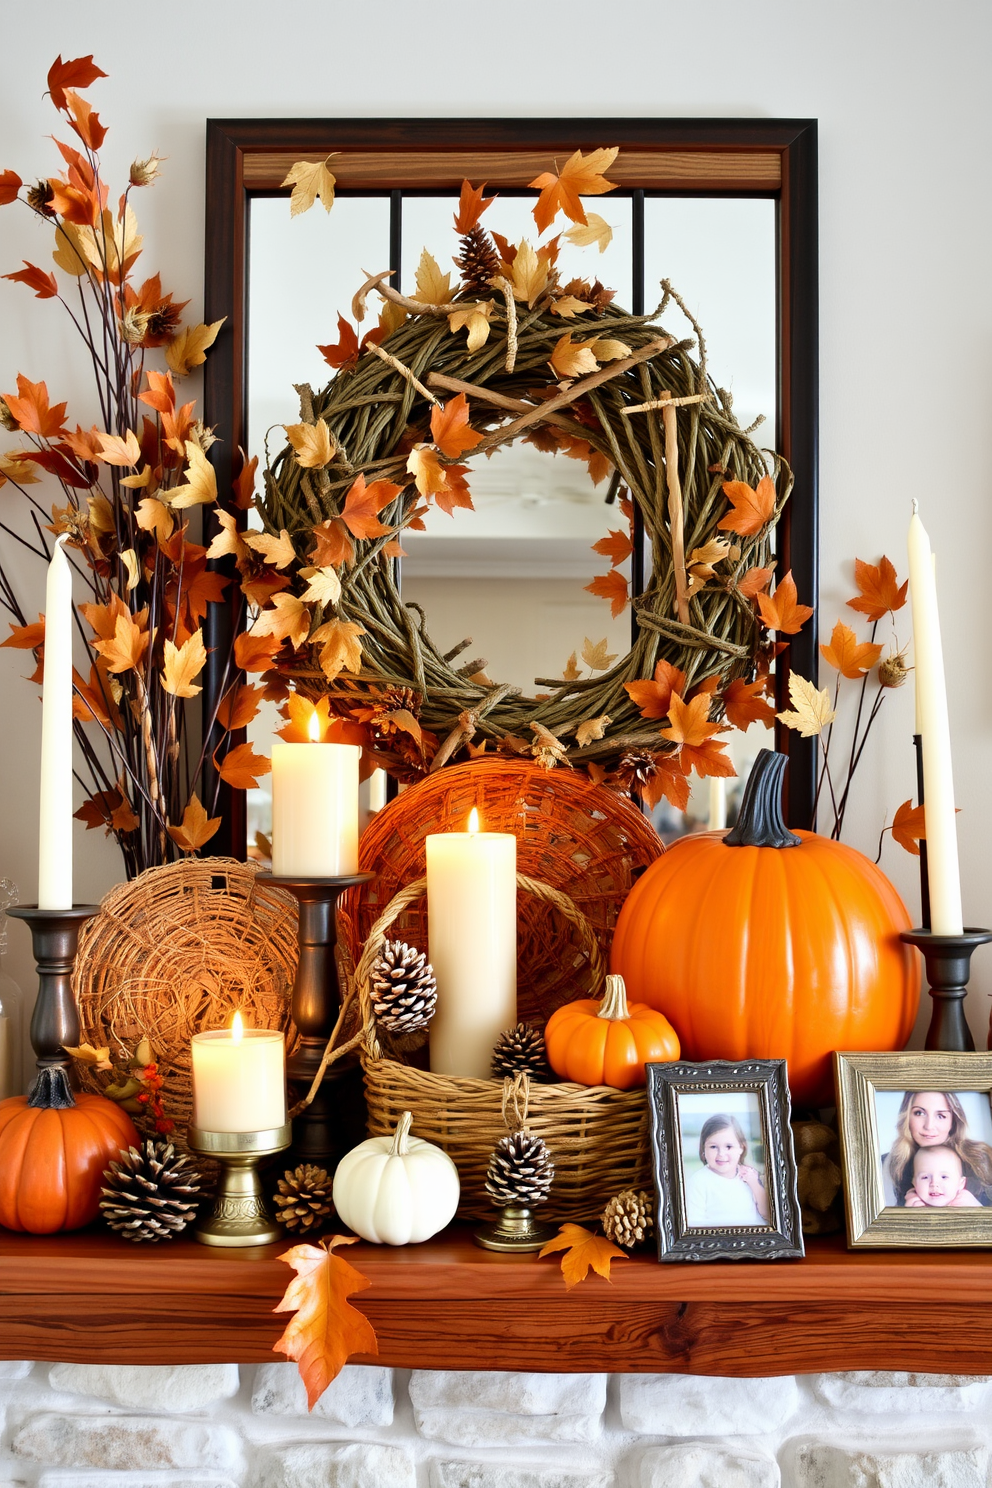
[203,118,817,856]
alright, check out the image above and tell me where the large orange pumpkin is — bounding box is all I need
[544,973,680,1089]
[611,749,919,1105]
[0,1069,139,1233]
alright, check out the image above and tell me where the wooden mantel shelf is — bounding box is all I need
[2,1227,991,1375]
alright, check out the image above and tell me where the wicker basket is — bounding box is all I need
[355,874,652,1223]
[341,758,663,1028]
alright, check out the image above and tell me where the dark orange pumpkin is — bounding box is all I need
[611,749,919,1105]
[544,973,680,1089]
[0,1068,139,1233]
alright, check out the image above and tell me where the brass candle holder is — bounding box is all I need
[188,1122,292,1247]
[474,1204,557,1253]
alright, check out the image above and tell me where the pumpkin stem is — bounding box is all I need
[27,1066,75,1110]
[723,749,802,849]
[391,1110,414,1156]
[598,973,630,1021]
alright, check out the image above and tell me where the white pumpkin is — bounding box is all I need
[332,1110,460,1244]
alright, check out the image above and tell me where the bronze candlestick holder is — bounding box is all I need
[188,1122,292,1247]
[901,927,992,1051]
[475,1203,557,1253]
[263,872,374,1171]
[8,904,98,1090]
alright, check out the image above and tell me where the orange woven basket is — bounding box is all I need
[340,758,664,1027]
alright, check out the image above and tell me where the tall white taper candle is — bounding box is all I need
[38,535,74,910]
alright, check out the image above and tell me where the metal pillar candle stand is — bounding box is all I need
[188,1121,292,1247]
[7,905,98,1087]
[263,873,374,1171]
[901,927,992,1052]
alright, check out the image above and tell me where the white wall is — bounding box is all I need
[2,0,991,1047]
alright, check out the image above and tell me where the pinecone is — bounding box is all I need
[455,225,501,296]
[371,940,438,1034]
[491,1023,551,1080]
[99,1141,201,1243]
[273,1164,334,1233]
[602,1188,654,1249]
[485,1129,554,1208]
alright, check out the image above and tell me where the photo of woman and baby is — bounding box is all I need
[678,1091,770,1228]
[876,1090,992,1209]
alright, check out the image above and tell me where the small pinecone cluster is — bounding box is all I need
[274,1164,334,1234]
[491,1023,550,1081]
[485,1129,554,1208]
[371,940,438,1034]
[99,1141,201,1243]
[602,1188,654,1249]
[455,226,501,297]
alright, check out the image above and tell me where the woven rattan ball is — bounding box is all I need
[73,858,299,1143]
[340,759,663,1025]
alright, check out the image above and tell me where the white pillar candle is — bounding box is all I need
[271,714,360,876]
[707,777,727,831]
[427,809,517,1078]
[38,536,74,910]
[191,1013,286,1132]
[908,505,963,934]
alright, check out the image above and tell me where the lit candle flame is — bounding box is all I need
[467,807,480,834]
[307,707,321,743]
[231,1010,244,1043]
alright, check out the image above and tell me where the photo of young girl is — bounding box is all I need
[679,1092,771,1228]
[875,1090,992,1208]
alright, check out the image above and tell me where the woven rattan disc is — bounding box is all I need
[340,758,663,1025]
[73,858,299,1140]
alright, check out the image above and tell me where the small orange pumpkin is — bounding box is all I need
[544,973,680,1089]
[0,1068,139,1233]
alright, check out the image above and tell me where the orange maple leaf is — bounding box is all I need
[72,663,120,730]
[167,793,222,854]
[639,752,692,813]
[216,741,271,790]
[529,147,619,235]
[74,785,137,836]
[137,368,176,415]
[585,569,629,618]
[0,171,23,206]
[819,621,883,679]
[407,445,449,499]
[273,1237,378,1410]
[316,314,384,373]
[93,612,150,674]
[64,90,107,152]
[434,463,474,518]
[454,179,494,233]
[311,519,354,568]
[276,693,337,744]
[216,683,263,732]
[3,262,59,299]
[723,676,775,729]
[311,476,400,566]
[757,571,814,635]
[847,555,908,622]
[717,476,776,538]
[539,1224,627,1289]
[623,659,687,720]
[891,798,926,856]
[3,374,68,438]
[1,615,45,651]
[430,395,483,460]
[233,450,257,511]
[233,631,283,673]
[737,565,775,599]
[662,691,735,779]
[591,528,632,568]
[47,54,107,112]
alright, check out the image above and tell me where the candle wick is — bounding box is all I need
[912,498,919,515]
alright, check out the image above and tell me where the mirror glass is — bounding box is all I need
[245,190,778,845]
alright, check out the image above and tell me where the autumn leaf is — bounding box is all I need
[63,1042,112,1072]
[64,89,107,152]
[414,249,455,306]
[757,572,814,635]
[723,676,775,729]
[74,783,137,836]
[310,618,366,682]
[584,569,629,618]
[3,262,59,299]
[286,419,335,469]
[407,445,449,500]
[548,294,594,319]
[3,375,68,437]
[640,752,692,813]
[434,464,474,518]
[273,1238,378,1409]
[205,508,246,562]
[447,301,494,353]
[686,538,733,588]
[250,594,311,650]
[93,612,149,674]
[777,672,837,737]
[549,333,599,381]
[1,615,45,652]
[737,565,775,599]
[216,741,271,790]
[312,474,402,560]
[564,214,613,252]
[281,156,338,216]
[505,240,549,307]
[662,691,734,779]
[244,528,296,570]
[96,429,140,467]
[529,147,619,234]
[819,621,883,679]
[233,452,257,510]
[717,476,776,537]
[167,793,222,854]
[234,631,283,673]
[169,442,217,508]
[430,395,483,460]
[47,54,107,112]
[162,630,207,698]
[300,566,343,607]
[591,528,632,569]
[317,315,360,371]
[623,659,687,721]
[581,636,618,672]
[847,555,908,622]
[72,663,120,730]
[575,714,611,748]
[562,651,581,682]
[891,799,927,856]
[310,519,354,569]
[217,682,263,732]
[166,319,224,378]
[453,178,494,233]
[277,692,334,743]
[0,170,22,206]
[539,1223,627,1289]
